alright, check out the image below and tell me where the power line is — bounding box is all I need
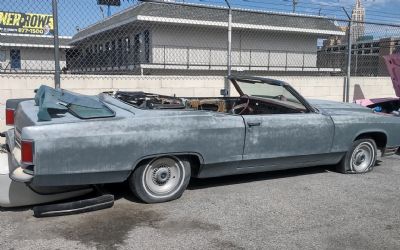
[242,0,400,18]
[238,0,400,23]
[291,0,400,17]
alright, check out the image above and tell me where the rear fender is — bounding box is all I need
[130,152,204,172]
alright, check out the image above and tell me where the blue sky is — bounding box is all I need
[0,0,399,36]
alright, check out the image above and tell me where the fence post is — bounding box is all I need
[187,46,190,69]
[249,49,252,71]
[345,20,352,103]
[52,0,61,89]
[227,4,232,78]
[163,45,166,69]
[209,48,212,70]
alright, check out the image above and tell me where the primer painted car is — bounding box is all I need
[3,76,400,205]
[355,53,400,114]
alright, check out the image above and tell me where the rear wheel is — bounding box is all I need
[337,138,377,174]
[129,156,191,203]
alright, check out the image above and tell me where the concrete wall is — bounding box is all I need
[0,74,396,131]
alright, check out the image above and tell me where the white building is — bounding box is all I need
[351,0,365,43]
[0,34,70,73]
[67,2,344,75]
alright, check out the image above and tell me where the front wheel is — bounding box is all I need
[129,156,191,203]
[337,138,377,174]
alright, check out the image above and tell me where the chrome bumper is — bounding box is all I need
[1,129,34,183]
[1,129,92,207]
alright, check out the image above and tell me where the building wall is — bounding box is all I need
[237,31,318,68]
[68,24,324,72]
[151,25,319,68]
[0,47,66,72]
[319,37,400,76]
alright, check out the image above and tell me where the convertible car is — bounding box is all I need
[2,76,400,206]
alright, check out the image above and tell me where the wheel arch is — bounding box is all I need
[354,130,387,149]
[130,152,204,178]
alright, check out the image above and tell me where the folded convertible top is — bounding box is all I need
[34,85,115,121]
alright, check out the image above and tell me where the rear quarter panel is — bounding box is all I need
[22,109,245,186]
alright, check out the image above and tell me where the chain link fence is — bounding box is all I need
[1,1,400,80]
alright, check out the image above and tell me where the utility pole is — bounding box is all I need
[198,0,231,95]
[52,0,61,89]
[292,0,298,13]
[343,7,352,103]
[226,0,232,77]
[224,0,232,97]
[285,0,299,13]
[283,0,299,13]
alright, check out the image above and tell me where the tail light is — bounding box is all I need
[6,108,15,126]
[21,140,34,164]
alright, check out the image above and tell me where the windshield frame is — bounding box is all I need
[229,76,316,113]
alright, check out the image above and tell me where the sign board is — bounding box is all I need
[97,0,121,6]
[0,11,54,35]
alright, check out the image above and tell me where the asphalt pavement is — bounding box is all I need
[1,155,400,250]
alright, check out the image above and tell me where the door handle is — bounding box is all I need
[247,122,261,127]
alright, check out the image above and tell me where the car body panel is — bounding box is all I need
[0,129,92,207]
[22,105,246,186]
[242,113,334,160]
[5,77,400,188]
[197,152,344,178]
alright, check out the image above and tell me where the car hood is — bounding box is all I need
[308,99,373,114]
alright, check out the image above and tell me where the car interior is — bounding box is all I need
[107,91,308,115]
[367,99,400,115]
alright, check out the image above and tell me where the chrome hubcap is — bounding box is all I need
[144,157,183,197]
[351,142,374,172]
[152,166,171,185]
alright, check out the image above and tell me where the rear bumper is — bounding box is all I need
[0,129,92,207]
[10,166,34,183]
[1,129,34,183]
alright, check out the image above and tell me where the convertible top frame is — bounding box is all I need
[228,75,316,113]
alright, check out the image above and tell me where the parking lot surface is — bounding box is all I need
[1,155,400,250]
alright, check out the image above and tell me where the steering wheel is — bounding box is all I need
[231,95,250,115]
[272,95,287,101]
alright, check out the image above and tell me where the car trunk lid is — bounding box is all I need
[12,86,116,139]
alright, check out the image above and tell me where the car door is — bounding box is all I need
[242,112,334,161]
